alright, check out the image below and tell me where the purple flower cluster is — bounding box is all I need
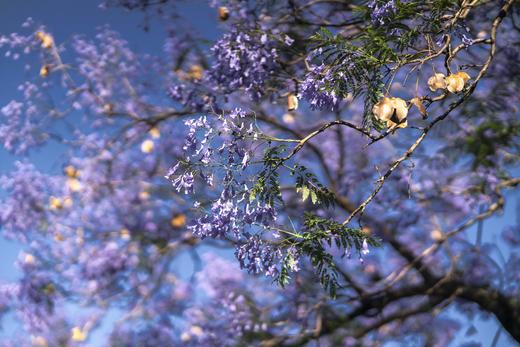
[181,253,270,346]
[368,0,397,26]
[168,84,216,112]
[235,235,281,277]
[167,109,284,277]
[210,29,279,100]
[79,241,139,295]
[0,162,54,241]
[300,64,341,110]
[0,88,48,154]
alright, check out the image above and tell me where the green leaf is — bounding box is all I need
[311,190,318,204]
[301,186,310,202]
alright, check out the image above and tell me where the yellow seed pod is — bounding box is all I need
[36,31,53,49]
[149,127,161,139]
[140,139,154,153]
[455,71,471,83]
[187,64,204,81]
[31,335,48,347]
[63,196,73,208]
[373,97,408,129]
[282,113,295,124]
[287,94,298,111]
[427,73,446,91]
[445,74,465,93]
[24,253,35,264]
[54,233,64,242]
[103,103,114,114]
[36,31,46,40]
[410,97,427,118]
[40,65,50,78]
[389,97,408,127]
[218,6,230,21]
[181,332,191,342]
[64,165,79,178]
[372,97,394,122]
[49,196,63,210]
[430,229,444,242]
[171,214,187,228]
[71,327,87,342]
[67,178,82,192]
[120,228,131,240]
[139,191,150,200]
[189,325,204,337]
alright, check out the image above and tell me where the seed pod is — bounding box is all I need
[171,214,187,228]
[40,65,50,77]
[103,103,114,114]
[149,127,161,139]
[49,196,61,210]
[388,97,408,129]
[287,93,298,111]
[373,97,408,129]
[187,64,203,81]
[36,31,53,49]
[140,139,154,153]
[64,165,79,178]
[427,73,446,91]
[71,327,87,342]
[445,74,465,93]
[282,113,295,124]
[455,71,471,83]
[372,97,394,122]
[67,178,82,192]
[31,336,48,347]
[410,97,427,118]
[218,6,230,21]
[430,229,444,242]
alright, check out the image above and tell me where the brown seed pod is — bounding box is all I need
[218,6,230,21]
[287,93,298,111]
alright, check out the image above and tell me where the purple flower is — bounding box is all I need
[210,28,279,100]
[368,0,397,26]
[300,64,341,110]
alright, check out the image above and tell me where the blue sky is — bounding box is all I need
[0,1,518,346]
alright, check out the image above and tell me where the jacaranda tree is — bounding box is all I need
[0,0,519,345]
